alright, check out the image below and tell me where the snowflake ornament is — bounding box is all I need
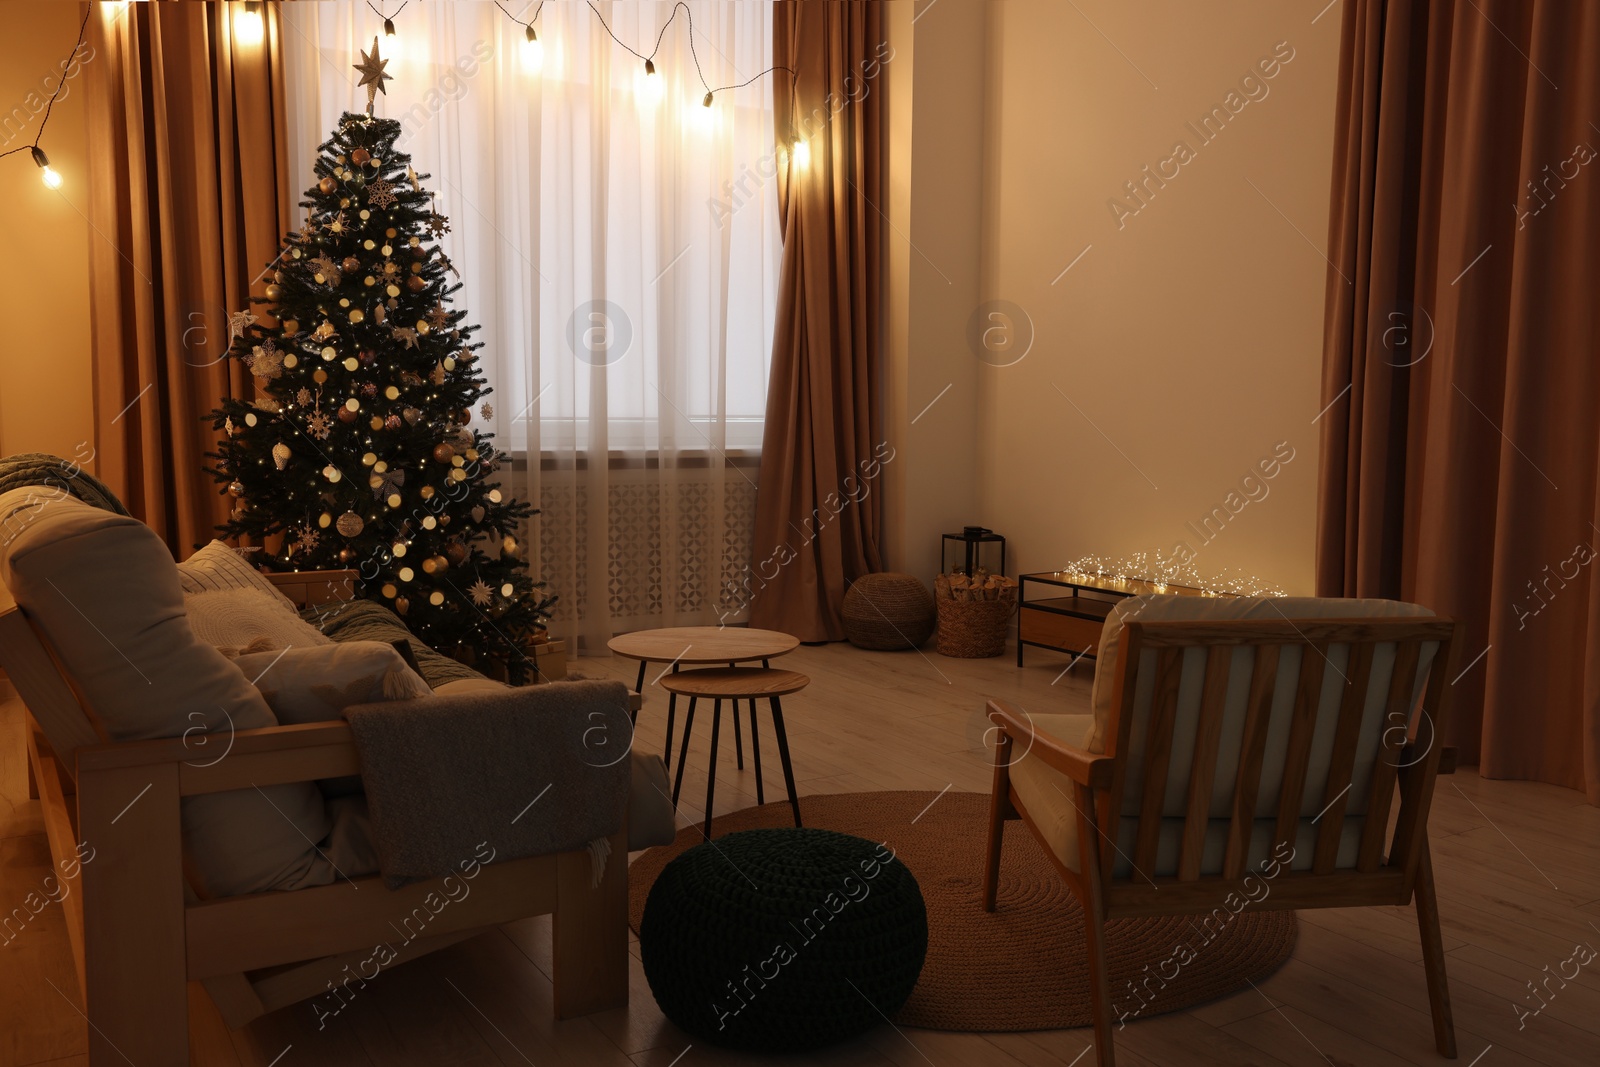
[427,306,450,330]
[311,254,342,286]
[428,212,450,236]
[295,387,313,407]
[392,327,418,349]
[367,179,398,209]
[295,525,321,555]
[480,402,494,421]
[306,410,333,439]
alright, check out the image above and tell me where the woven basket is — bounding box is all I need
[935,596,1014,658]
[842,572,936,650]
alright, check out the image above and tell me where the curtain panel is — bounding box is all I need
[747,0,886,642]
[283,1,780,651]
[84,0,290,554]
[1318,0,1600,801]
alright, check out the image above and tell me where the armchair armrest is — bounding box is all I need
[75,721,362,797]
[986,699,1115,789]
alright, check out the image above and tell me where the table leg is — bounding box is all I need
[703,699,722,841]
[671,697,697,808]
[663,692,677,771]
[630,660,647,726]
[770,695,802,827]
[748,698,765,806]
[728,662,744,769]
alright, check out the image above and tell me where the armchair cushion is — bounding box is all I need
[0,488,339,897]
[1086,595,1438,825]
[1005,715,1363,878]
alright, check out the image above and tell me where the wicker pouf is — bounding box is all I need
[841,572,936,650]
[640,828,929,1053]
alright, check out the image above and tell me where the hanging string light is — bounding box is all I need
[493,1,544,74]
[1,5,90,190]
[366,0,406,59]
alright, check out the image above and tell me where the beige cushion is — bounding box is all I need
[1007,735,1361,878]
[184,586,333,652]
[234,642,432,725]
[177,540,298,608]
[0,489,337,897]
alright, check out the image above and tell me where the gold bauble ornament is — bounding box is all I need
[282,319,299,334]
[445,542,467,566]
[318,175,337,194]
[337,406,358,423]
[283,353,299,368]
[342,256,360,273]
[227,481,245,496]
[406,275,426,293]
[420,486,435,500]
[432,443,455,463]
[271,442,290,470]
[350,148,371,165]
[264,284,282,301]
[336,512,364,537]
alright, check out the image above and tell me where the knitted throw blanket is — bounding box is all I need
[342,679,632,888]
[0,452,129,516]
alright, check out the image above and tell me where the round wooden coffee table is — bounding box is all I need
[608,626,800,772]
[658,667,808,840]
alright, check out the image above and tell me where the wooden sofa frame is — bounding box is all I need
[0,570,627,1066]
[985,615,1462,1066]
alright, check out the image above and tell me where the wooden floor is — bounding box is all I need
[3,642,1598,1067]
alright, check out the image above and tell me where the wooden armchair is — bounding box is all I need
[0,571,627,1067]
[984,605,1460,1066]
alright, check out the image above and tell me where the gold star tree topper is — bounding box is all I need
[354,37,393,114]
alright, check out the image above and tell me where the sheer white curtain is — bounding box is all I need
[283,1,779,651]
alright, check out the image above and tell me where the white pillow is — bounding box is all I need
[178,540,299,609]
[234,642,432,724]
[185,586,333,652]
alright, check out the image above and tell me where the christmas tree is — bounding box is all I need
[207,39,552,683]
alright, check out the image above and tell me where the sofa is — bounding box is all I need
[0,478,675,1062]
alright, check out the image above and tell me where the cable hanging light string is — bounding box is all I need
[1,3,91,189]
[492,0,545,72]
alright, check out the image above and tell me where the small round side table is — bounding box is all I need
[658,667,808,841]
[607,626,799,771]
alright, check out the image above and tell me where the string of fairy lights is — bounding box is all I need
[9,1,797,192]
[1049,553,1287,599]
[373,0,796,109]
[0,3,90,189]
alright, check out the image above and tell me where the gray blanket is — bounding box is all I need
[343,679,633,888]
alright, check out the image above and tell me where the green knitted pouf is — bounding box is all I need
[640,828,929,1053]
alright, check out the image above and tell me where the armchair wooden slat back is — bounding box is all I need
[1101,616,1457,901]
[985,605,1462,1066]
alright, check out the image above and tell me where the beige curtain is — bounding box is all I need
[84,0,290,554]
[748,0,885,642]
[1317,0,1600,802]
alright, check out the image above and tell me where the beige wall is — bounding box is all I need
[882,0,988,583]
[890,0,1340,594]
[0,0,94,466]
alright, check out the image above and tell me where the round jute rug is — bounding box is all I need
[628,790,1297,1032]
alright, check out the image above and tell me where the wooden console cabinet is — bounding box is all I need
[1016,572,1231,667]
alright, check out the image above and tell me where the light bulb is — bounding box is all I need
[382,18,400,60]
[234,3,264,46]
[791,139,811,169]
[703,91,714,108]
[634,62,663,105]
[521,34,543,73]
[30,147,60,189]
